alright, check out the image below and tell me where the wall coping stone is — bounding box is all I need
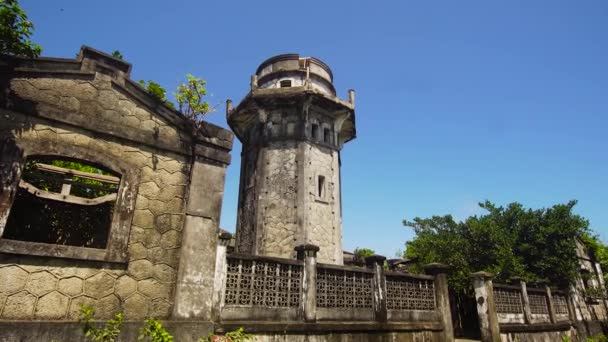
[1,46,234,164]
[218,321,444,333]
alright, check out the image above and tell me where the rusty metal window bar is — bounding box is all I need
[224,257,302,307]
[494,288,524,314]
[386,275,436,311]
[528,293,549,315]
[3,157,120,248]
[552,294,569,315]
[316,268,373,308]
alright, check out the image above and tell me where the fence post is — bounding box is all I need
[512,276,532,324]
[211,232,232,321]
[295,244,319,322]
[424,263,454,342]
[567,284,582,322]
[545,285,557,323]
[365,254,387,322]
[472,272,501,342]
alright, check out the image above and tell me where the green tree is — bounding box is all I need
[353,247,375,262]
[0,0,42,57]
[404,200,590,290]
[175,73,212,126]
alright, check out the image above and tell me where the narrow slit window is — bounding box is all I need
[311,124,319,140]
[317,175,325,198]
[3,156,120,249]
[324,128,331,143]
[280,80,292,88]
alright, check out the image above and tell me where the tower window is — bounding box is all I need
[317,175,325,198]
[324,128,331,143]
[311,124,319,140]
[280,80,292,88]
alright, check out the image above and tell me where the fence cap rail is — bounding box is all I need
[471,271,494,280]
[526,287,547,294]
[294,244,320,252]
[317,262,374,274]
[423,263,449,275]
[227,253,304,266]
[385,271,435,280]
[493,283,521,291]
[364,254,387,266]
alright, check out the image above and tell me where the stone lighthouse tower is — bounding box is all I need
[227,54,356,265]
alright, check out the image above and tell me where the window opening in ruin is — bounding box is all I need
[324,128,331,143]
[318,175,325,198]
[3,156,120,249]
[280,80,292,88]
[311,124,319,140]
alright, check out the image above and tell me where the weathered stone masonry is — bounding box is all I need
[229,54,355,265]
[0,46,233,331]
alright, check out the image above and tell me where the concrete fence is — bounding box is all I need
[212,242,454,341]
[472,272,577,342]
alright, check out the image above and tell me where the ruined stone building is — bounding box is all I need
[0,48,455,341]
[0,47,233,339]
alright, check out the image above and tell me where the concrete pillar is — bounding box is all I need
[348,89,355,106]
[250,74,258,90]
[512,277,532,324]
[565,285,578,322]
[472,272,501,342]
[0,137,23,235]
[568,283,583,321]
[365,254,387,322]
[173,159,228,320]
[545,285,557,323]
[295,244,319,322]
[225,99,233,116]
[211,232,232,321]
[424,263,454,342]
[593,262,608,319]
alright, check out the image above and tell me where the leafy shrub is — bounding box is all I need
[138,80,175,108]
[139,318,174,342]
[200,327,254,342]
[79,304,123,342]
[582,287,607,299]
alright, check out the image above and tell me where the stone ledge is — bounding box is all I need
[499,321,572,333]
[218,321,444,333]
[0,320,214,342]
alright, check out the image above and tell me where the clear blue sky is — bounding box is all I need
[23,1,608,257]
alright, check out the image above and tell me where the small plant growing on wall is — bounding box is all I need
[138,80,175,109]
[79,304,124,342]
[200,327,255,342]
[582,286,607,300]
[175,73,212,127]
[139,318,175,342]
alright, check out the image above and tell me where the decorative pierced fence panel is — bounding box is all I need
[316,268,373,308]
[528,293,549,315]
[494,288,523,314]
[386,276,436,311]
[552,294,569,315]
[224,257,302,307]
